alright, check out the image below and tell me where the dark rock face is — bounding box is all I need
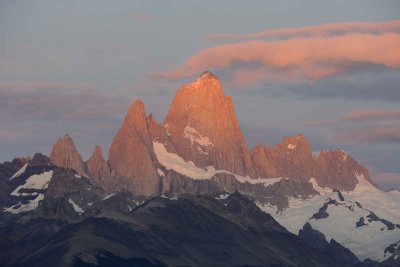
[310,198,337,220]
[30,153,51,166]
[356,217,367,227]
[161,170,318,211]
[1,193,341,267]
[299,223,360,267]
[366,212,396,230]
[333,189,345,201]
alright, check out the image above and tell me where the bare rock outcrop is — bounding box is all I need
[164,71,254,177]
[252,135,316,180]
[251,135,375,191]
[87,146,112,188]
[50,134,85,176]
[315,149,372,191]
[108,99,161,196]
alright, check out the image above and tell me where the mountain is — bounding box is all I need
[86,146,112,189]
[315,149,372,191]
[163,71,255,177]
[108,99,161,196]
[0,173,347,267]
[50,134,85,176]
[252,135,373,191]
[258,174,400,263]
[1,71,398,266]
[252,134,316,180]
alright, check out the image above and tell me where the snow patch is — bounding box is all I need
[74,174,81,178]
[215,193,230,200]
[340,149,348,161]
[153,141,284,188]
[68,198,84,214]
[287,144,296,150]
[9,163,28,180]
[11,171,53,196]
[157,168,165,177]
[183,126,214,148]
[309,178,331,195]
[4,194,45,214]
[103,193,115,200]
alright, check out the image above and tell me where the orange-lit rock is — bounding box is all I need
[108,99,161,196]
[315,149,373,191]
[87,145,112,188]
[50,134,85,176]
[164,71,255,177]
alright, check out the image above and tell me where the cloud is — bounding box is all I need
[153,33,400,85]
[207,19,400,40]
[0,82,125,122]
[329,126,400,145]
[339,109,400,122]
[129,13,153,21]
[0,81,93,92]
[305,109,400,126]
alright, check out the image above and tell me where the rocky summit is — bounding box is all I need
[164,71,255,177]
[50,134,85,176]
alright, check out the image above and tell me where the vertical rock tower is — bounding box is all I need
[164,71,255,177]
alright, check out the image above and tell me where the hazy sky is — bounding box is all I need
[1,0,399,189]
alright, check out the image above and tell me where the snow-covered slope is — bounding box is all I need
[258,173,400,262]
[4,170,53,214]
[153,141,283,187]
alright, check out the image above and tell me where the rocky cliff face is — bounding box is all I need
[315,149,372,191]
[251,135,373,191]
[50,134,85,176]
[163,71,254,177]
[252,135,316,180]
[87,146,112,188]
[108,99,161,196]
[49,71,376,195]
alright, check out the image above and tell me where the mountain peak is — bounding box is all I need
[281,134,311,153]
[50,134,84,176]
[128,98,145,116]
[87,145,111,187]
[123,98,148,136]
[163,72,255,177]
[199,70,218,80]
[92,145,103,158]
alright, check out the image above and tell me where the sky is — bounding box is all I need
[0,0,399,189]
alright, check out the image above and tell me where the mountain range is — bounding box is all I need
[1,71,399,267]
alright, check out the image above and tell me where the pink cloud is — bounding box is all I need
[208,20,400,40]
[329,126,400,144]
[153,33,400,84]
